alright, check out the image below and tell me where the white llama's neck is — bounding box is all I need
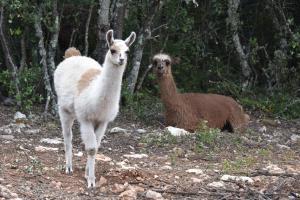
[93,53,125,104]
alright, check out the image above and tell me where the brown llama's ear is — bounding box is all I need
[172,56,181,65]
[106,29,114,47]
[125,32,136,47]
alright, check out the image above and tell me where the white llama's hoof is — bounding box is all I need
[87,176,96,188]
[65,166,73,174]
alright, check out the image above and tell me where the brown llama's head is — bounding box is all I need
[152,53,172,77]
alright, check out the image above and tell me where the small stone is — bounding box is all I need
[136,129,147,134]
[100,186,108,193]
[123,154,148,159]
[264,164,285,174]
[175,176,180,179]
[40,138,62,144]
[259,126,267,133]
[119,189,137,200]
[221,175,254,184]
[0,135,14,140]
[109,127,128,134]
[145,190,163,199]
[97,176,107,187]
[111,183,127,194]
[96,154,112,162]
[160,165,172,170]
[291,134,300,142]
[276,144,290,150]
[74,151,83,157]
[127,185,144,193]
[186,168,203,175]
[14,111,26,121]
[2,128,12,134]
[191,177,202,183]
[25,129,40,134]
[166,126,190,136]
[35,146,58,152]
[50,181,62,189]
[207,181,225,188]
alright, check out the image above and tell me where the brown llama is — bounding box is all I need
[152,53,250,132]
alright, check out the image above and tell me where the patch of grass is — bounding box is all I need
[258,148,271,157]
[195,121,221,150]
[222,157,257,173]
[24,156,43,175]
[140,132,178,147]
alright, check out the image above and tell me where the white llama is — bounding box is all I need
[54,30,136,188]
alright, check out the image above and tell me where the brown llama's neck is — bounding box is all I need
[158,72,180,108]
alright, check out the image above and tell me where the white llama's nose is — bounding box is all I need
[119,58,125,65]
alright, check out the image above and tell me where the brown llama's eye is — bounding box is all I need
[110,49,116,54]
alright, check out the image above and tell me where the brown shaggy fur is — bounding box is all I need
[153,53,249,132]
[64,47,81,59]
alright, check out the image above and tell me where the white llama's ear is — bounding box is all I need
[125,32,136,47]
[106,30,114,47]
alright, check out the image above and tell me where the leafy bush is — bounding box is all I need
[195,121,221,150]
[240,93,300,119]
[0,66,44,110]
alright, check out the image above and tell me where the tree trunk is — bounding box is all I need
[19,30,27,72]
[84,4,94,56]
[0,6,21,106]
[111,0,127,38]
[126,0,160,94]
[95,0,111,63]
[34,4,56,114]
[227,0,251,90]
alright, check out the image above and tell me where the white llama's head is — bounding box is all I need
[106,30,136,66]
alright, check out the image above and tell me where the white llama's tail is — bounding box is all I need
[64,47,81,59]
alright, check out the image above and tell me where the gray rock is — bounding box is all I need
[14,112,26,121]
[0,135,14,140]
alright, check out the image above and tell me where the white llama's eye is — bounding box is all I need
[125,50,129,55]
[165,60,170,65]
[110,49,116,54]
[153,60,157,66]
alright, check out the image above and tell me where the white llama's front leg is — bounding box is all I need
[59,108,74,174]
[95,122,108,148]
[80,121,97,188]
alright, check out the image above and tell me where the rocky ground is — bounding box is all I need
[0,105,299,200]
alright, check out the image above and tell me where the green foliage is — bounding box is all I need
[121,87,163,122]
[195,121,221,150]
[240,94,300,119]
[0,66,43,111]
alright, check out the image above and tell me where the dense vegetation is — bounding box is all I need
[0,0,299,118]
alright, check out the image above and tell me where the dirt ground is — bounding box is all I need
[0,105,299,200]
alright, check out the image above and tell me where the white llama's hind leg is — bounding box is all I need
[95,122,108,148]
[58,108,74,174]
[80,122,97,188]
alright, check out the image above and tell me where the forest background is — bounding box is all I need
[0,0,299,119]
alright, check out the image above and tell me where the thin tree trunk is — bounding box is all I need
[34,4,56,114]
[47,0,60,78]
[227,0,251,89]
[111,0,127,38]
[126,0,160,94]
[68,28,76,47]
[136,64,152,91]
[95,0,111,63]
[84,4,94,56]
[19,30,27,72]
[0,6,21,106]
